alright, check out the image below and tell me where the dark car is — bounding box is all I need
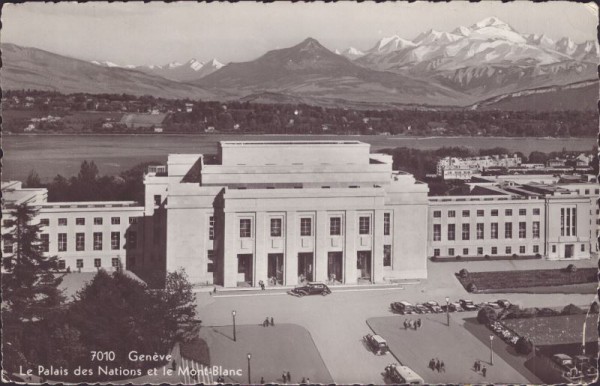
[415,303,431,314]
[288,282,331,297]
[391,301,415,314]
[459,299,478,311]
[497,299,511,308]
[363,333,389,355]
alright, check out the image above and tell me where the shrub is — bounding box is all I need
[590,301,599,314]
[536,307,559,317]
[484,254,490,259]
[467,282,478,293]
[535,253,542,259]
[477,306,498,324]
[459,268,469,278]
[512,253,518,259]
[566,264,577,273]
[431,256,437,261]
[561,303,584,315]
[505,307,536,319]
[515,337,533,354]
[455,255,462,260]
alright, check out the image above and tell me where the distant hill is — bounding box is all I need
[1,43,217,100]
[472,80,599,111]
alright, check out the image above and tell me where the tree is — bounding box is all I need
[477,306,498,324]
[24,170,42,188]
[515,337,533,355]
[1,203,64,372]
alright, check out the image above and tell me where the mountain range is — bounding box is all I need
[2,17,598,109]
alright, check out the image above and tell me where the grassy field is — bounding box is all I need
[501,314,598,345]
[457,268,596,291]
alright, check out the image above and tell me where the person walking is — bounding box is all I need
[440,361,445,372]
[429,358,435,370]
[306,377,310,384]
[435,359,441,372]
[259,280,265,290]
[260,376,265,384]
[282,371,287,383]
[482,365,487,377]
[263,317,269,327]
[301,377,306,384]
[417,318,422,328]
[403,319,408,330]
[287,371,291,383]
[270,316,275,326]
[473,360,478,371]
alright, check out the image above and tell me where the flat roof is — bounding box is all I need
[220,140,364,146]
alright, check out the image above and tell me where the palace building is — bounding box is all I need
[1,141,597,288]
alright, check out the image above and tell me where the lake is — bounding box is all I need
[2,134,595,182]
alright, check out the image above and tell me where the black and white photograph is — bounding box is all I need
[1,1,598,384]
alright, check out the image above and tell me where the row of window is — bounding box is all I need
[37,216,138,227]
[2,231,137,254]
[72,257,122,269]
[433,222,540,241]
[239,214,392,238]
[433,208,541,218]
[433,245,540,257]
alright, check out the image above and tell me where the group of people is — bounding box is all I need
[262,317,275,327]
[281,371,292,383]
[473,360,487,377]
[428,358,445,372]
[403,318,422,330]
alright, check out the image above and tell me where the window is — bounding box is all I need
[519,246,526,254]
[433,211,441,218]
[270,218,282,237]
[595,189,599,194]
[491,209,498,216]
[76,218,85,225]
[491,246,498,255]
[154,195,161,206]
[3,241,13,254]
[505,223,512,239]
[433,249,440,257]
[448,248,455,256]
[552,245,556,253]
[300,218,312,236]
[433,224,441,241]
[448,224,455,241]
[532,222,540,239]
[40,233,49,252]
[112,258,120,267]
[476,223,484,240]
[463,248,468,255]
[533,245,539,253]
[477,210,484,217]
[477,247,483,255]
[383,245,392,267]
[240,219,252,238]
[505,209,512,216]
[207,250,214,273]
[560,207,577,237]
[581,244,585,252]
[58,218,67,226]
[448,210,456,218]
[93,232,103,250]
[384,213,391,235]
[94,217,103,225]
[359,216,370,235]
[462,210,470,218]
[58,260,66,270]
[462,224,470,240]
[519,222,526,238]
[111,232,120,250]
[128,231,137,249]
[76,259,83,269]
[76,233,85,251]
[519,209,526,216]
[40,218,49,226]
[94,258,101,268]
[585,189,590,195]
[209,216,215,240]
[111,217,120,225]
[491,223,498,239]
[58,233,67,252]
[129,217,138,224]
[505,246,511,254]
[533,208,540,216]
[330,217,341,236]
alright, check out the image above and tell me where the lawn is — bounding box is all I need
[501,314,598,345]
[457,268,596,292]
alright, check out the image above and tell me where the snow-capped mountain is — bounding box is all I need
[339,47,365,59]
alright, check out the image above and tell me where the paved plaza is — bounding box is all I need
[195,257,598,384]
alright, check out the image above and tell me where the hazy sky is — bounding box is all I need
[2,2,597,66]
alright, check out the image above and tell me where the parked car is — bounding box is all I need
[425,301,443,313]
[459,299,478,311]
[497,299,511,308]
[449,301,463,312]
[415,303,431,314]
[484,301,502,310]
[573,355,598,376]
[391,301,415,314]
[552,353,576,372]
[363,333,389,355]
[288,282,331,297]
[384,364,424,384]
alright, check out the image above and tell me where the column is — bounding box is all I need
[372,209,385,284]
[315,210,328,282]
[344,210,358,284]
[254,212,268,287]
[223,212,238,288]
[285,211,298,286]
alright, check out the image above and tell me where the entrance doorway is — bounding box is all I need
[328,252,343,284]
[268,253,284,285]
[357,251,372,282]
[298,253,314,283]
[565,244,574,258]
[237,254,253,287]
